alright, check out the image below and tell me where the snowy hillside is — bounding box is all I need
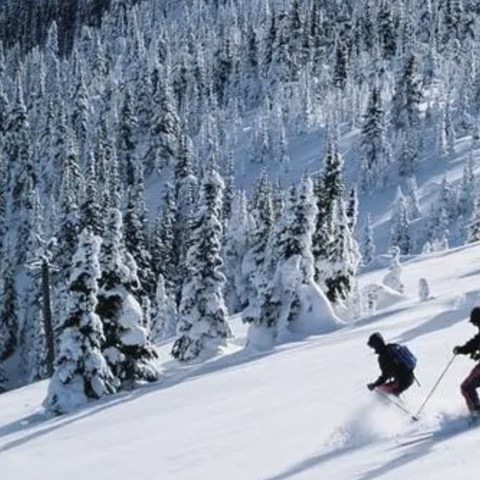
[3,0,480,477]
[1,241,480,479]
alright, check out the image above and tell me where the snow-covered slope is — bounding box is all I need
[1,241,480,479]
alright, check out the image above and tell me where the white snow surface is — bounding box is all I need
[2,242,480,478]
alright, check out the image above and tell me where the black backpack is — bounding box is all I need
[387,343,417,372]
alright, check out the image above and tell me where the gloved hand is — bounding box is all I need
[471,351,480,361]
[367,383,375,391]
[453,346,462,355]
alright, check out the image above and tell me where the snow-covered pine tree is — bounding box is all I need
[0,80,9,138]
[214,33,237,108]
[378,2,396,59]
[0,263,18,390]
[333,41,348,90]
[346,186,359,232]
[50,102,70,197]
[468,188,480,243]
[244,24,261,109]
[104,133,122,211]
[135,62,153,135]
[71,65,89,164]
[4,75,36,266]
[45,229,116,414]
[224,190,250,313]
[172,163,231,362]
[360,86,390,191]
[151,274,177,341]
[347,280,362,320]
[52,140,82,337]
[148,62,181,174]
[436,105,448,157]
[323,200,357,303]
[405,176,421,220]
[173,131,199,298]
[79,152,102,236]
[267,176,318,327]
[244,174,321,346]
[94,119,114,213]
[417,0,433,44]
[0,151,6,249]
[123,164,155,297]
[222,152,235,226]
[457,153,476,224]
[251,106,272,164]
[441,0,464,47]
[361,213,375,266]
[418,278,431,302]
[444,99,456,156]
[0,75,37,386]
[118,87,138,188]
[391,54,422,177]
[313,140,344,285]
[383,246,404,294]
[151,184,177,295]
[271,178,285,222]
[44,21,62,98]
[455,65,474,136]
[287,0,304,78]
[19,188,49,383]
[390,187,412,254]
[97,208,160,387]
[242,172,274,316]
[427,177,453,243]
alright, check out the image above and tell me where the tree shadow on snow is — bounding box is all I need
[354,305,412,328]
[459,268,480,279]
[263,442,365,480]
[0,345,286,453]
[396,290,479,344]
[265,416,471,480]
[354,418,471,480]
[0,395,131,454]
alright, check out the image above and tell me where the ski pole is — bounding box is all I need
[376,390,417,420]
[413,354,456,420]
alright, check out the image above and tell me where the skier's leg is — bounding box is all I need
[378,381,399,395]
[393,373,415,397]
[460,364,480,412]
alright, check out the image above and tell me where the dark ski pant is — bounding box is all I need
[461,363,480,412]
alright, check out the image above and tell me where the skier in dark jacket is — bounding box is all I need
[367,332,414,396]
[453,307,480,416]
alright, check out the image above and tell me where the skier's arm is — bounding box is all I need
[371,372,388,388]
[455,334,480,355]
[371,355,392,387]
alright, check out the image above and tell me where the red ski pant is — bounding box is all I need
[377,373,414,397]
[461,364,480,412]
[378,382,400,395]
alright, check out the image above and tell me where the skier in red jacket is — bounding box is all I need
[453,307,480,418]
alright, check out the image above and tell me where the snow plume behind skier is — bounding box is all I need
[327,398,409,450]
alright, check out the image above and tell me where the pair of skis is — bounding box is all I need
[377,390,480,426]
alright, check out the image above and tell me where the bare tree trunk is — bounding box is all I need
[42,258,55,377]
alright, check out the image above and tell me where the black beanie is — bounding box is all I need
[470,307,480,326]
[367,332,385,349]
